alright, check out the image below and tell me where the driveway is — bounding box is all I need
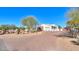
[0,31,79,51]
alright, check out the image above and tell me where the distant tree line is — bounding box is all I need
[0,24,18,30]
[0,16,62,34]
[0,16,39,34]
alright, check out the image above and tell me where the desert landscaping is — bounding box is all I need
[0,7,79,51]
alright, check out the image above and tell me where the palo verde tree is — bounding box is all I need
[21,16,38,32]
[66,8,79,39]
[66,8,79,29]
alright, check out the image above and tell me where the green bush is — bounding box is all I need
[0,24,18,30]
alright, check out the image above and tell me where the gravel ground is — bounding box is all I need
[0,31,79,51]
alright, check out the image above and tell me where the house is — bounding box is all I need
[38,24,62,31]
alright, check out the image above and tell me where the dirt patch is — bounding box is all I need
[0,31,79,51]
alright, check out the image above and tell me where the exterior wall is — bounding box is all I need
[43,25,51,31]
[40,24,62,31]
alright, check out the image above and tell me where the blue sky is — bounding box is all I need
[0,7,70,27]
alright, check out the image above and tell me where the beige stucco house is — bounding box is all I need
[39,24,62,31]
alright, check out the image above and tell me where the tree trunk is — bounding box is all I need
[17,29,20,34]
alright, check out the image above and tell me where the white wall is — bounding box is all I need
[40,24,61,31]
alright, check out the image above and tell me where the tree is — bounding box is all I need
[58,25,62,29]
[21,16,38,32]
[58,25,62,31]
[0,24,18,34]
[66,8,79,42]
[66,8,79,28]
[19,27,25,30]
[16,27,26,34]
[51,26,56,29]
[0,24,18,30]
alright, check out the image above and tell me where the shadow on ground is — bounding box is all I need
[71,41,79,45]
[55,33,79,46]
[54,33,74,38]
